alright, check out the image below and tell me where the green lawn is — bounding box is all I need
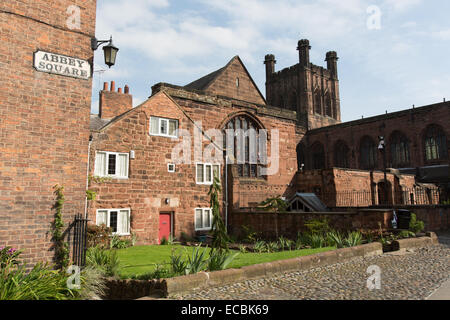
[116,245,335,279]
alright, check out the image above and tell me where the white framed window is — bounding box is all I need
[94,151,129,179]
[168,163,176,173]
[150,116,178,138]
[196,163,220,185]
[195,208,213,231]
[96,208,131,236]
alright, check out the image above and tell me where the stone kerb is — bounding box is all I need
[161,242,383,297]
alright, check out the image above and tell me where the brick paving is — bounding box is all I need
[171,241,450,300]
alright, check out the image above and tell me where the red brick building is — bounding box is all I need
[88,56,302,244]
[0,1,97,264]
[88,43,449,244]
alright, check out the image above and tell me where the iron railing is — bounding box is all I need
[72,214,89,267]
[322,187,448,208]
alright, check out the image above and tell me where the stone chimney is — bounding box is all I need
[99,81,133,119]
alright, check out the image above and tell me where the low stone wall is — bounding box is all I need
[229,209,393,240]
[102,278,164,300]
[399,206,450,231]
[229,206,450,240]
[161,242,383,297]
[393,233,439,251]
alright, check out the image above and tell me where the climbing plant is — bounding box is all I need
[52,185,70,270]
[208,177,230,254]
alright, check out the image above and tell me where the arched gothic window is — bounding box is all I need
[314,91,321,115]
[297,143,306,171]
[334,141,349,168]
[310,142,325,169]
[360,136,377,170]
[424,125,448,162]
[390,131,410,168]
[325,95,332,117]
[224,115,262,178]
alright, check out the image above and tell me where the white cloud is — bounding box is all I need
[431,29,450,40]
[383,0,422,12]
[92,0,447,121]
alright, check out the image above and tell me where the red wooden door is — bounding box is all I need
[159,213,171,244]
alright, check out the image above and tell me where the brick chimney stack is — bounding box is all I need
[99,81,133,119]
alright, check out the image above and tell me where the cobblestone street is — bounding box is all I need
[172,237,450,300]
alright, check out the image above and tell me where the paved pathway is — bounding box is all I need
[171,234,450,300]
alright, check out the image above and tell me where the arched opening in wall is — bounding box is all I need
[314,91,321,115]
[423,124,448,163]
[377,181,392,205]
[334,140,349,168]
[325,95,332,117]
[296,143,306,171]
[390,131,410,168]
[223,115,263,178]
[360,136,377,170]
[310,142,325,170]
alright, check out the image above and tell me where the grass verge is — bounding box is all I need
[116,245,335,279]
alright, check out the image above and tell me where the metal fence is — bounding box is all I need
[322,187,448,208]
[71,214,89,267]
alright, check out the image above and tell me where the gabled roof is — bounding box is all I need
[289,193,329,212]
[184,56,266,105]
[184,66,226,91]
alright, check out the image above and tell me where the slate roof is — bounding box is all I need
[184,66,225,91]
[90,114,111,131]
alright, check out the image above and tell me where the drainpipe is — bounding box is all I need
[225,156,228,230]
[84,135,93,219]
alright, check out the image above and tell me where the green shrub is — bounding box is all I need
[327,230,345,248]
[241,225,258,244]
[110,235,132,249]
[344,231,363,247]
[398,230,416,239]
[277,236,292,251]
[0,246,21,269]
[296,232,311,248]
[86,246,120,278]
[87,224,112,249]
[160,237,168,246]
[134,264,175,280]
[78,266,107,300]
[409,213,425,234]
[0,263,77,300]
[169,250,187,275]
[304,218,330,235]
[239,245,248,254]
[207,251,239,272]
[254,240,267,253]
[308,233,326,249]
[267,242,280,253]
[184,246,208,275]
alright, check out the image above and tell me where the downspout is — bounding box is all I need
[225,156,228,230]
[84,135,93,219]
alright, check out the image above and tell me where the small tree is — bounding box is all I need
[208,177,230,254]
[257,196,288,212]
[257,196,288,239]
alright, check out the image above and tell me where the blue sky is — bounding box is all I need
[91,0,450,122]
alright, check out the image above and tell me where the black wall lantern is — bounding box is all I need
[91,36,119,68]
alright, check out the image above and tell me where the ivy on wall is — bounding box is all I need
[52,185,70,270]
